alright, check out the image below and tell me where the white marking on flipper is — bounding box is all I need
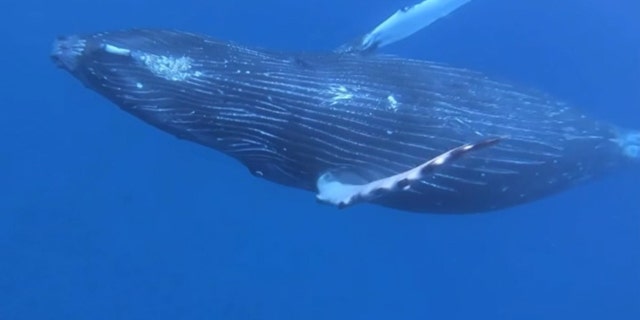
[316,137,501,209]
[336,0,471,53]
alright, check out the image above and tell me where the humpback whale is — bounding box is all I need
[50,0,639,213]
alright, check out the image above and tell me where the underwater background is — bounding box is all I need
[1,0,639,319]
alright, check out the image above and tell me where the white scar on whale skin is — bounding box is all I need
[339,0,471,52]
[103,44,131,56]
[327,84,354,105]
[316,137,501,209]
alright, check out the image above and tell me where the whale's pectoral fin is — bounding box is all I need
[335,0,472,54]
[315,137,501,209]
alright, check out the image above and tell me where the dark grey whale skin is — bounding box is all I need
[51,29,636,213]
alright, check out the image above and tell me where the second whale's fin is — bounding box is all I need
[315,137,501,209]
[336,0,472,54]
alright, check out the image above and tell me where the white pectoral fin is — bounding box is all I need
[336,0,472,53]
[316,137,501,209]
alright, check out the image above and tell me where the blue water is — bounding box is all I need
[2,0,639,319]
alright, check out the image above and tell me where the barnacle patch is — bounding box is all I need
[135,53,199,81]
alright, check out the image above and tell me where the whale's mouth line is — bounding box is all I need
[50,35,87,71]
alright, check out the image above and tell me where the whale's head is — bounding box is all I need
[50,29,261,143]
[51,29,296,164]
[50,29,220,104]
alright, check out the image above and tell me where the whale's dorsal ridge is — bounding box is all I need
[315,137,501,209]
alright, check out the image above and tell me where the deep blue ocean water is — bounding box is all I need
[1,0,639,319]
